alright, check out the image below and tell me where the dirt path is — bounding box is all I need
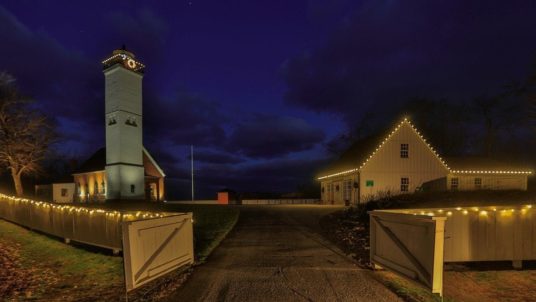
[166,205,401,302]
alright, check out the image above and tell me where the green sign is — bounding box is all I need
[366,180,374,187]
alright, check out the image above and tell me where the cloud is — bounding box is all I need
[226,114,325,158]
[0,6,175,150]
[188,149,244,164]
[282,1,536,126]
[0,6,102,120]
[98,8,168,66]
[143,91,228,147]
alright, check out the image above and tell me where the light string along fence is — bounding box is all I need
[381,202,536,264]
[0,193,171,252]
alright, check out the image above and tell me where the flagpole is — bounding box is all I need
[191,145,194,201]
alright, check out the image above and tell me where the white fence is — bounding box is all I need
[167,200,219,205]
[370,204,536,296]
[0,193,194,291]
[242,199,320,205]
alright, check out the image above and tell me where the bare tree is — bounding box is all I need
[0,72,55,196]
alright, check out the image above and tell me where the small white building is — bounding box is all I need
[52,183,76,203]
[317,118,533,205]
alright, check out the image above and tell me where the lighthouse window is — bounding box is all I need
[125,116,137,127]
[108,117,117,125]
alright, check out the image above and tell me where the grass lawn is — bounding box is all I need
[0,219,123,301]
[0,203,239,301]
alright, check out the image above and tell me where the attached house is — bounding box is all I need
[317,118,533,205]
[72,147,166,203]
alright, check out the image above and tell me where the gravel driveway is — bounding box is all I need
[166,205,401,302]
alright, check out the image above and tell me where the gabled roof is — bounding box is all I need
[72,147,166,177]
[72,147,106,174]
[143,147,166,177]
[317,118,449,180]
[316,131,387,178]
[317,118,534,180]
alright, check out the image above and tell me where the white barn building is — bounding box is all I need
[317,118,533,205]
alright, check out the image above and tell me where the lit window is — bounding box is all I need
[401,177,409,192]
[474,178,482,189]
[451,178,459,190]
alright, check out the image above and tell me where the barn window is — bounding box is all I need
[61,188,68,197]
[131,185,135,193]
[400,177,409,192]
[451,178,459,190]
[101,181,106,194]
[474,178,482,189]
[400,144,409,158]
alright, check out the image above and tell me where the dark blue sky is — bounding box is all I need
[1,1,536,198]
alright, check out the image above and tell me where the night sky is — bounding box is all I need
[1,1,536,199]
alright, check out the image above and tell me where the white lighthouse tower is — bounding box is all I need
[102,47,145,200]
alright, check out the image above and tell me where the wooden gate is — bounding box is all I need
[369,211,446,296]
[122,213,194,291]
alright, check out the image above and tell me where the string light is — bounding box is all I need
[0,193,168,221]
[391,204,533,218]
[316,118,533,180]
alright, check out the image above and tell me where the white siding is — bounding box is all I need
[320,175,358,205]
[52,183,76,203]
[360,123,448,201]
[447,174,527,191]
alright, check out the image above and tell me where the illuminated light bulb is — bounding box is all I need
[527,205,532,209]
[456,207,462,211]
[480,211,488,216]
[447,211,453,216]
[463,210,468,215]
